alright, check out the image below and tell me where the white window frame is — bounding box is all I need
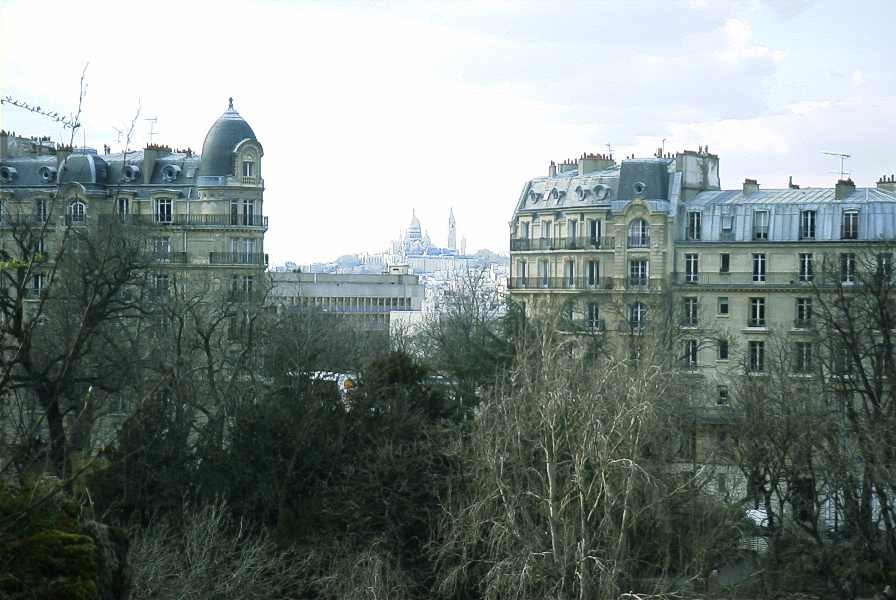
[800,210,816,240]
[799,253,814,282]
[752,253,767,282]
[749,340,765,373]
[154,197,173,224]
[628,219,650,248]
[68,200,87,224]
[685,253,699,283]
[753,210,769,240]
[629,259,648,287]
[687,211,702,240]
[841,252,856,284]
[749,297,766,327]
[842,210,859,240]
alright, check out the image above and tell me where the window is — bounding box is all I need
[516,259,527,280]
[628,218,650,248]
[521,221,530,239]
[230,238,257,262]
[798,253,814,282]
[32,237,46,255]
[587,302,601,330]
[231,275,255,302]
[841,210,859,240]
[538,259,549,287]
[231,199,256,226]
[799,210,816,240]
[586,260,599,287]
[684,339,699,369]
[683,297,698,327]
[629,302,647,330]
[752,253,766,282]
[753,210,769,240]
[151,237,171,261]
[720,253,730,273]
[629,259,648,288]
[687,211,702,240]
[749,297,766,327]
[718,296,729,316]
[564,259,575,287]
[588,219,600,243]
[685,253,699,283]
[877,252,893,282]
[116,196,130,222]
[34,198,48,223]
[794,342,813,373]
[749,341,765,373]
[29,273,45,298]
[796,297,812,327]
[242,158,255,178]
[718,339,729,361]
[840,253,856,284]
[68,200,86,224]
[541,220,552,239]
[154,197,173,224]
[717,385,729,405]
[567,219,578,240]
[152,273,170,297]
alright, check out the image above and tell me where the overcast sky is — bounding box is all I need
[2,0,894,264]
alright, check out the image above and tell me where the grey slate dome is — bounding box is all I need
[198,98,258,177]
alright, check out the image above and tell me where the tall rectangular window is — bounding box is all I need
[629,259,648,288]
[516,260,527,280]
[683,297,698,327]
[231,275,255,302]
[151,237,171,261]
[718,339,729,361]
[841,210,859,240]
[152,273,170,297]
[154,197,173,224]
[685,253,699,283]
[798,253,814,282]
[564,259,575,287]
[877,252,893,282]
[117,196,130,222]
[720,253,730,273]
[752,253,766,282]
[687,211,702,240]
[521,221,530,239]
[541,220,551,239]
[567,220,578,240]
[749,297,766,327]
[684,339,699,369]
[794,342,813,373]
[588,219,600,243]
[796,297,812,326]
[841,253,856,284]
[799,210,816,240]
[749,341,765,373]
[34,198,48,223]
[231,199,256,226]
[753,210,769,240]
[242,159,254,178]
[538,259,549,287]
[586,260,599,286]
[587,302,600,330]
[717,385,729,405]
[30,273,45,297]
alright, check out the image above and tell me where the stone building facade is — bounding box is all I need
[0,98,267,296]
[508,150,896,472]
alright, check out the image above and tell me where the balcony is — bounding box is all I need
[510,236,616,252]
[104,214,268,230]
[672,272,811,287]
[508,277,615,291]
[0,215,53,228]
[209,252,268,266]
[627,235,650,249]
[146,252,188,265]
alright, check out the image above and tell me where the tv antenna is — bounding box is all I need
[822,151,851,180]
[606,143,613,158]
[145,117,159,144]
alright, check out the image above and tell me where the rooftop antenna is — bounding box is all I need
[822,151,851,180]
[145,117,158,144]
[662,138,666,155]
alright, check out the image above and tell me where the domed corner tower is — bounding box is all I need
[197,97,264,185]
[195,98,268,288]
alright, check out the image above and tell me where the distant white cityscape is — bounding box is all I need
[272,209,510,315]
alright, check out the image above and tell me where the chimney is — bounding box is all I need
[835,178,856,200]
[143,146,160,184]
[788,176,800,190]
[877,174,896,193]
[0,131,9,160]
[577,152,615,175]
[743,178,760,196]
[548,160,557,177]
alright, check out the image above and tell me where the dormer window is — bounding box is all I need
[842,210,859,240]
[242,159,254,178]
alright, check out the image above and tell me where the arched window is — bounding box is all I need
[629,302,647,330]
[628,218,649,248]
[68,200,87,225]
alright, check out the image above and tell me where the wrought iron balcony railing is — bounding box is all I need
[209,252,268,266]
